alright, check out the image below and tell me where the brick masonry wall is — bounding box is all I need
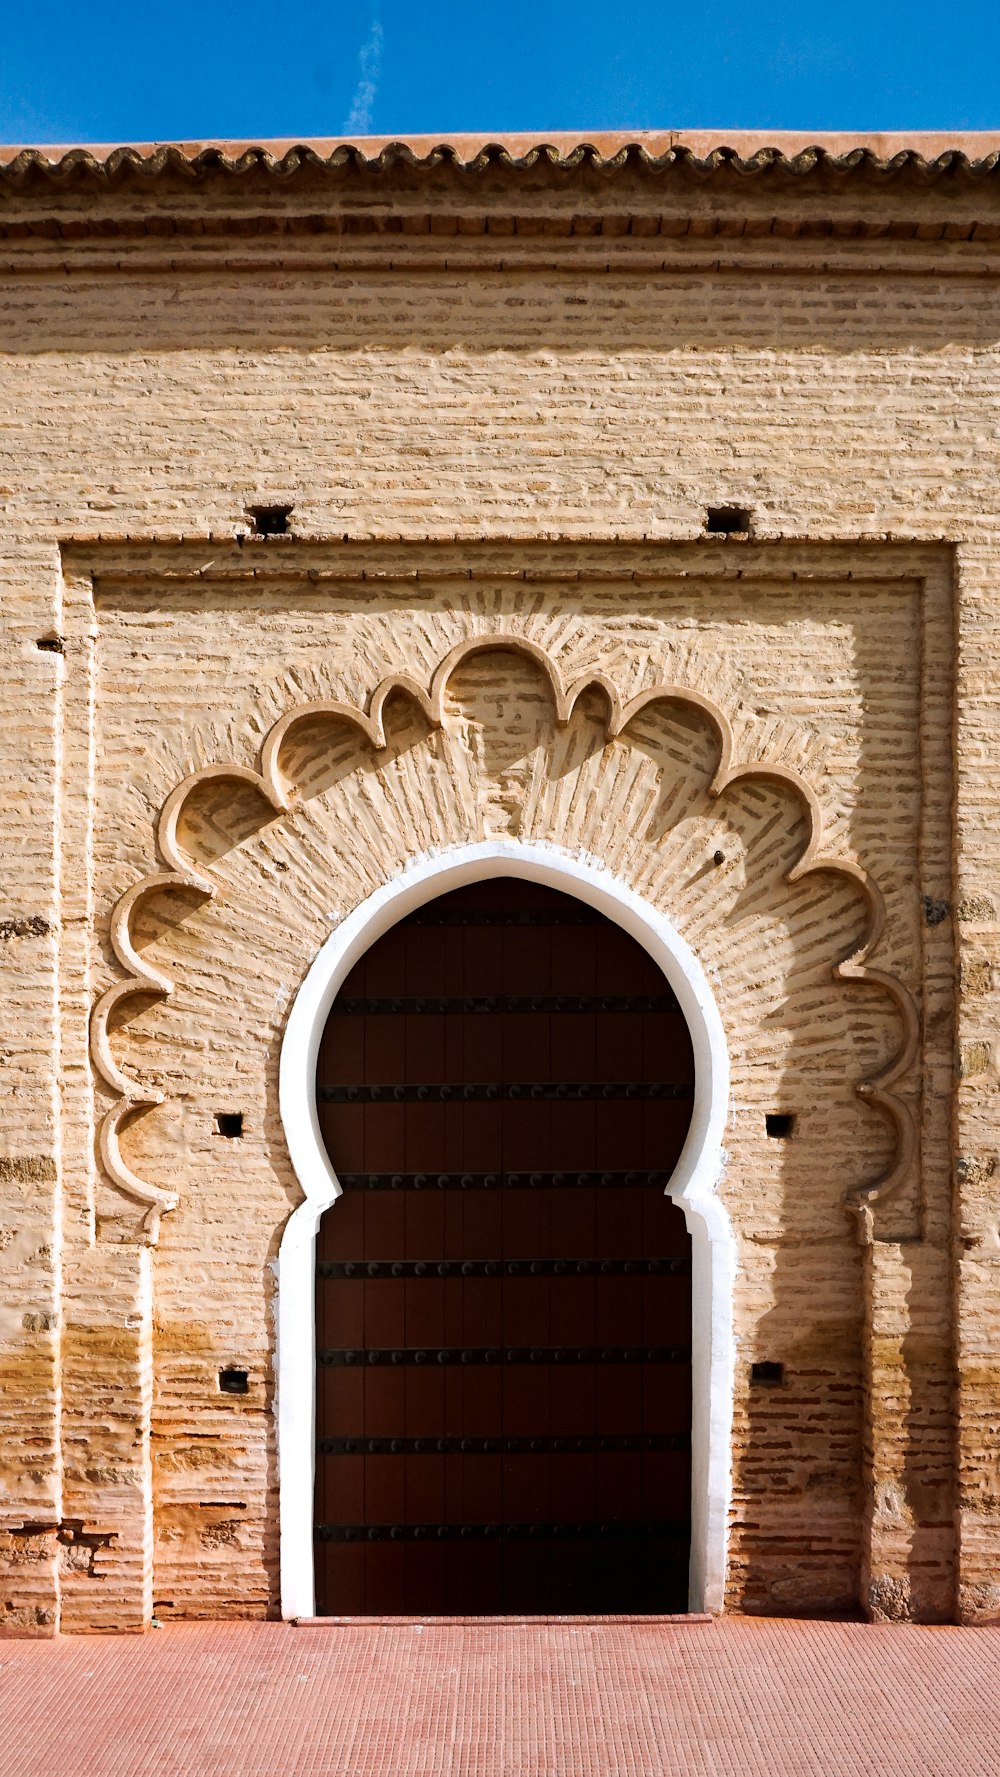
[0,159,994,1627]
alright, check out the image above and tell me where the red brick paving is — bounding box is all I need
[0,1617,997,1776]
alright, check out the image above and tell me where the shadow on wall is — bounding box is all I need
[738,590,954,1624]
[744,966,952,1621]
[720,794,880,1618]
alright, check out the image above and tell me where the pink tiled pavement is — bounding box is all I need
[0,1617,997,1776]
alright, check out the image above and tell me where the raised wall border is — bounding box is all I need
[61,535,954,1253]
[56,534,956,1621]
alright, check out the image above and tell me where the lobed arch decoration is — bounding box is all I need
[90,631,919,1245]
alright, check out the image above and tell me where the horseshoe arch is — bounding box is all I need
[274,836,735,1619]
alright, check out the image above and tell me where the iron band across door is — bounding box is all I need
[318,1255,691,1280]
[316,1520,691,1544]
[320,1432,692,1456]
[318,1080,695,1103]
[319,1345,691,1367]
[334,993,681,1016]
[334,1169,678,1191]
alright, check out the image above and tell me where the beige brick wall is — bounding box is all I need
[0,151,996,1628]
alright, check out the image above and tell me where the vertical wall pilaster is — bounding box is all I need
[951,540,1000,1622]
[859,551,957,1624]
[55,565,153,1631]
[0,549,66,1636]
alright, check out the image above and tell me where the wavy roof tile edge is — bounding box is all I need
[3,130,1000,180]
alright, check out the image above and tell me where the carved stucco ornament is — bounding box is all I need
[90,634,919,1244]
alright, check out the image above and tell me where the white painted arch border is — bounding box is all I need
[276,838,735,1618]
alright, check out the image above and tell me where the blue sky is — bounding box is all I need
[0,0,997,146]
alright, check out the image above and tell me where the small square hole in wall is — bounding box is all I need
[765,1113,796,1139]
[247,504,293,537]
[219,1367,249,1395]
[215,1112,244,1139]
[751,1361,785,1386]
[704,505,753,535]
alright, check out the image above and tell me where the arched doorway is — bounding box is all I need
[313,876,695,1615]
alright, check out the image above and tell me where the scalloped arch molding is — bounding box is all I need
[90,632,919,1245]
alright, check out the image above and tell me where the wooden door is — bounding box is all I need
[314,878,694,1616]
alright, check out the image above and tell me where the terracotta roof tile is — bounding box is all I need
[2,131,1000,183]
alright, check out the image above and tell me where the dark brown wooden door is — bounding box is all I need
[314,878,694,1616]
